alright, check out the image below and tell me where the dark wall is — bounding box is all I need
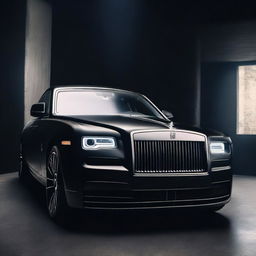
[201,21,256,62]
[201,62,256,175]
[0,1,26,173]
[50,0,200,125]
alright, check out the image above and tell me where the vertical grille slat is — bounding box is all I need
[184,141,188,171]
[134,140,207,173]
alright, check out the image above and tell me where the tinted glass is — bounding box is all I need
[55,90,164,119]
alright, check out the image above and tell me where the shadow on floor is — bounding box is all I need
[11,173,231,235]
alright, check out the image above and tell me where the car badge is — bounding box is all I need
[170,131,176,139]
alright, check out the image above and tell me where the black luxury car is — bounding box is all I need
[20,86,232,220]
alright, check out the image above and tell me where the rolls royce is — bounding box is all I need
[19,86,232,220]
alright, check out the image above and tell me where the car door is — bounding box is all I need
[36,90,52,177]
[24,118,42,174]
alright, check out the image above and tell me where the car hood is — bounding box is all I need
[59,115,224,137]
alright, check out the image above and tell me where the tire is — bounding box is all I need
[46,146,69,221]
[19,158,29,182]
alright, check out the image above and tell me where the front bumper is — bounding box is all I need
[64,165,232,210]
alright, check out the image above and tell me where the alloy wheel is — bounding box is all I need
[46,148,59,217]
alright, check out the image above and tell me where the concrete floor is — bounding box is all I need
[0,173,255,256]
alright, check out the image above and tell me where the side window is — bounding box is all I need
[39,90,51,115]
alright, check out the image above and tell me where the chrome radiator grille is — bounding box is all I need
[134,140,207,173]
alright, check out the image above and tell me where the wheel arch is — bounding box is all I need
[41,119,76,182]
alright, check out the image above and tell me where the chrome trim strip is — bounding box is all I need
[85,180,128,185]
[133,131,205,141]
[166,195,229,203]
[211,166,231,172]
[83,195,230,204]
[83,199,231,210]
[83,163,128,171]
[84,195,133,199]
[132,186,218,191]
[212,158,230,162]
[133,172,209,177]
[212,180,232,184]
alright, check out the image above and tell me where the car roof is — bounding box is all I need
[50,86,141,95]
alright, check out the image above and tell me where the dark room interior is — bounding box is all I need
[1,0,256,255]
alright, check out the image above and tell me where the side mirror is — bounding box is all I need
[30,103,46,117]
[162,110,173,119]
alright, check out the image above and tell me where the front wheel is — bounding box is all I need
[46,146,69,221]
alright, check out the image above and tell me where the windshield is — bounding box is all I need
[54,89,165,120]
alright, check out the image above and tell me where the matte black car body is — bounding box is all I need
[21,87,232,212]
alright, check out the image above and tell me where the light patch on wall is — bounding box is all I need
[24,0,52,124]
[237,65,256,134]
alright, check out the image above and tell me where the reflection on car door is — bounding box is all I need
[23,119,42,175]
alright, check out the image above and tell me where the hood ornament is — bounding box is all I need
[169,121,174,129]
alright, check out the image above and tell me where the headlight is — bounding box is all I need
[82,136,117,150]
[210,142,225,154]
